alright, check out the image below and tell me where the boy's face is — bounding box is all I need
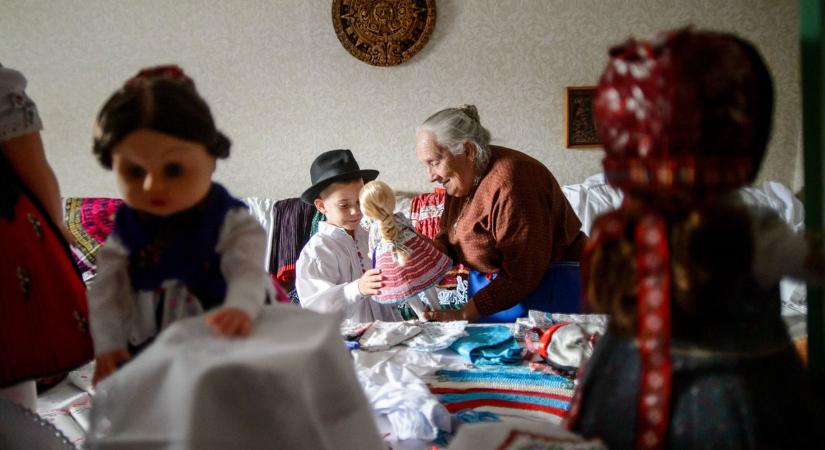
[111,129,216,217]
[314,179,365,232]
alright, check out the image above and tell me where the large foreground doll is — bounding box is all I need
[567,29,823,449]
[88,66,270,384]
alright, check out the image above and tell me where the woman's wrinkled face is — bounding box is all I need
[415,130,476,197]
[314,179,365,233]
[111,129,216,217]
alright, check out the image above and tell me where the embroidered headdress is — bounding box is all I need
[595,28,772,198]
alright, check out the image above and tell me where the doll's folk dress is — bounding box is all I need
[0,64,93,387]
[368,213,452,311]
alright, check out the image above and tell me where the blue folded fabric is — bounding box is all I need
[449,326,523,365]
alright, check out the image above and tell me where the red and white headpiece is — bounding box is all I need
[594,28,772,198]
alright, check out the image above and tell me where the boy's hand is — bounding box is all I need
[206,307,252,337]
[358,268,383,296]
[93,348,131,385]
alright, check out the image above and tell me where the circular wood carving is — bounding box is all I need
[332,0,437,67]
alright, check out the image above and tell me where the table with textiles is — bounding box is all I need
[348,312,607,449]
[27,311,603,450]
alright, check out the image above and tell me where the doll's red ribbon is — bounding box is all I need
[633,213,672,450]
[125,65,194,87]
[564,211,673,450]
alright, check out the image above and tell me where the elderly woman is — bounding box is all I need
[415,105,587,322]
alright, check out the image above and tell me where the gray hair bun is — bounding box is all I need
[459,104,480,123]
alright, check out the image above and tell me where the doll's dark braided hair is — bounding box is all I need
[93,65,230,169]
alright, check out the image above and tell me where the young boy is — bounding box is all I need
[296,149,403,322]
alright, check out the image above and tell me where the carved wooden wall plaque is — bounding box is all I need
[332,0,436,67]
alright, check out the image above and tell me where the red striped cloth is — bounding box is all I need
[408,188,469,289]
[431,386,571,418]
[409,188,445,240]
[429,369,575,424]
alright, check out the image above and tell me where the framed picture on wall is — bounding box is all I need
[564,86,601,149]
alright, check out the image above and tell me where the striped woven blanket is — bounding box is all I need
[428,368,576,424]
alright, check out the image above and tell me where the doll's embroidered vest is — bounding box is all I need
[114,183,246,311]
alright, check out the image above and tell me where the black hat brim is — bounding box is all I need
[300,169,379,205]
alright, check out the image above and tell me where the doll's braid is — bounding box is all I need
[360,181,412,265]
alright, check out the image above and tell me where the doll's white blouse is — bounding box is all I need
[296,221,403,323]
[88,208,269,356]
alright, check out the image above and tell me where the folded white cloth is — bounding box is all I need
[87,304,384,450]
[354,346,469,379]
[356,355,450,441]
[359,320,421,351]
[340,320,373,340]
[404,321,468,352]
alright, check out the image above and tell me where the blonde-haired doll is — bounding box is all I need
[359,180,452,320]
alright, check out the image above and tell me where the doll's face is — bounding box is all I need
[314,179,365,234]
[111,129,216,217]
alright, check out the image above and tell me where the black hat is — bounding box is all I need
[300,149,379,204]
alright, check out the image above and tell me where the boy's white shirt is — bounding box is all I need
[88,208,269,356]
[296,221,403,323]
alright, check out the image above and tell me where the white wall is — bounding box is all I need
[1,0,800,199]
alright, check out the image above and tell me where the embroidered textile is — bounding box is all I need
[64,198,122,277]
[268,198,316,286]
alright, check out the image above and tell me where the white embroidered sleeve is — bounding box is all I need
[216,208,270,321]
[87,236,133,356]
[296,241,363,314]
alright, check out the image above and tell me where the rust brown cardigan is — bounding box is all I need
[434,146,587,317]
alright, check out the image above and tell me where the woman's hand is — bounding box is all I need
[424,300,481,322]
[358,268,383,296]
[93,348,131,385]
[206,307,252,336]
